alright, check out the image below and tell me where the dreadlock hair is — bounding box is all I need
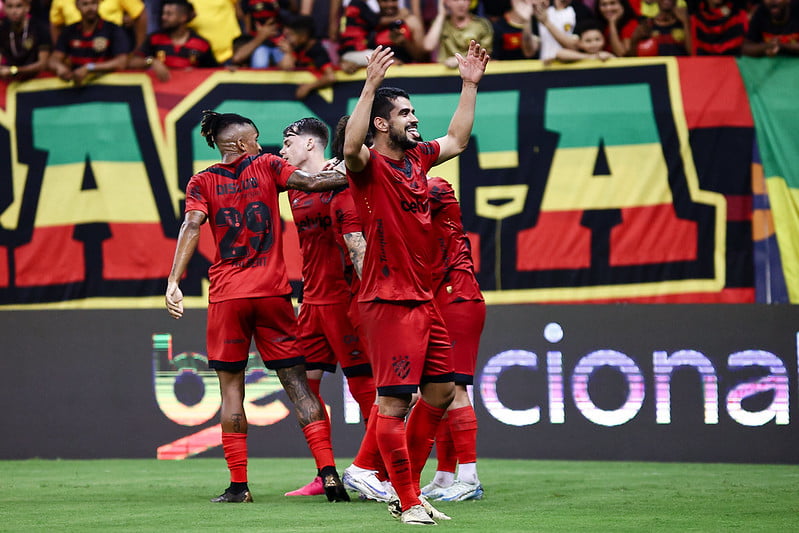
[199,110,259,149]
[369,87,409,138]
[282,117,329,148]
[331,115,373,160]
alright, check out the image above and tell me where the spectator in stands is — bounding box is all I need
[595,0,638,56]
[742,0,799,56]
[484,0,512,21]
[187,0,241,63]
[49,0,130,84]
[338,0,426,74]
[686,0,748,55]
[0,0,51,81]
[628,0,690,55]
[129,0,217,81]
[49,0,148,50]
[424,0,493,67]
[230,16,280,67]
[238,0,287,68]
[276,14,336,99]
[533,0,593,61]
[555,18,615,60]
[492,0,540,59]
[329,0,419,42]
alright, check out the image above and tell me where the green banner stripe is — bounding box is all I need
[33,103,142,164]
[545,84,660,148]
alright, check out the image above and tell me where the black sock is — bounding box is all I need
[319,465,337,479]
[228,482,249,494]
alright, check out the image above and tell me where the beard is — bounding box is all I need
[388,124,422,151]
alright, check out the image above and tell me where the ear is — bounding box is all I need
[373,116,389,133]
[306,136,315,151]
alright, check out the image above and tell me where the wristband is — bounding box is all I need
[145,56,154,67]
[86,62,96,72]
[9,65,18,76]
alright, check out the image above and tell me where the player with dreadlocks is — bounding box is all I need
[165,110,350,504]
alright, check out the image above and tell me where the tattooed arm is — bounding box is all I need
[287,169,348,192]
[343,231,366,279]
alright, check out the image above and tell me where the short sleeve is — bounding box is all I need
[331,188,362,236]
[258,153,297,191]
[414,140,441,174]
[184,175,209,215]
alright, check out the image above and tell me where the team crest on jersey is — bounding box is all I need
[392,355,411,379]
[93,37,109,53]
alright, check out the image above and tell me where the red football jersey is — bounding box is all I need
[289,188,351,304]
[428,176,483,302]
[347,141,441,302]
[184,152,296,303]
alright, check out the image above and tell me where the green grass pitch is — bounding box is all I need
[1,458,797,532]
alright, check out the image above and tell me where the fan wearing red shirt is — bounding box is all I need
[165,110,350,505]
[342,41,489,525]
[276,15,336,101]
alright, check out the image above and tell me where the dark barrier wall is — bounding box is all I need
[1,305,796,462]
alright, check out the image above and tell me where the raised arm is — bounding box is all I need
[343,45,394,173]
[166,209,206,319]
[434,40,489,164]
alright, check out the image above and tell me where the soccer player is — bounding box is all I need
[342,41,489,525]
[278,117,377,497]
[165,110,350,504]
[421,175,486,502]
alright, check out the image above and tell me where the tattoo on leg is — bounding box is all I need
[277,366,325,426]
[232,413,243,433]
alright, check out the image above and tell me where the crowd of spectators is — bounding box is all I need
[0,0,797,93]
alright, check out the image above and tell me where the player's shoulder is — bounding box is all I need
[412,140,440,157]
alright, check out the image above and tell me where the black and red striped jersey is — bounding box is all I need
[292,40,333,76]
[54,19,130,66]
[138,30,218,67]
[339,0,379,53]
[690,0,748,55]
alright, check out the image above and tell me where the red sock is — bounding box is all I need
[346,375,377,423]
[307,378,330,423]
[406,399,446,494]
[353,403,381,471]
[376,413,419,511]
[302,420,335,471]
[222,432,248,483]
[448,405,478,465]
[435,415,457,473]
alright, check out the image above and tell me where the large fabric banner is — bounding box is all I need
[0,58,762,308]
[738,57,798,303]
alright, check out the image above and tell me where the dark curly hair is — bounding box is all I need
[199,110,259,149]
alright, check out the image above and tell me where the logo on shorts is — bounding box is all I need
[392,355,411,379]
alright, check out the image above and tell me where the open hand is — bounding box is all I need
[455,40,489,85]
[365,45,395,87]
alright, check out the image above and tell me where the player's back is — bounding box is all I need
[186,152,295,302]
